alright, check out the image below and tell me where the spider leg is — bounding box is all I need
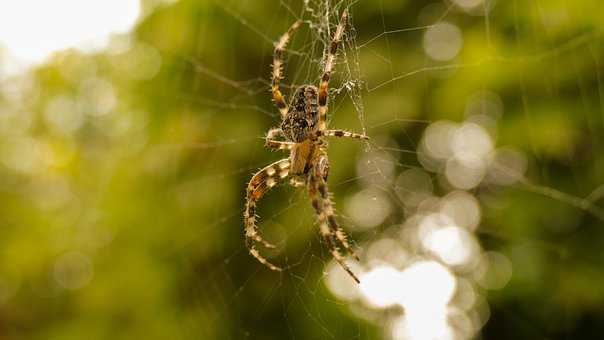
[289,176,305,187]
[318,9,348,130]
[317,186,360,261]
[272,20,302,117]
[266,140,295,151]
[308,155,360,283]
[244,159,291,271]
[313,153,360,261]
[318,129,369,140]
[265,127,295,151]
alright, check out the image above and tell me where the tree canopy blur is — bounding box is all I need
[0,0,603,339]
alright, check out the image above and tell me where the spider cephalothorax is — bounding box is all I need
[244,10,368,283]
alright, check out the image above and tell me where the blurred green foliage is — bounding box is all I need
[0,0,603,339]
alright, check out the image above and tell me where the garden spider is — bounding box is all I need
[243,10,368,283]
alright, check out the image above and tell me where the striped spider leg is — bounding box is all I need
[308,146,360,283]
[244,159,291,271]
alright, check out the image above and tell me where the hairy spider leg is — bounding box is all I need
[244,158,291,271]
[318,129,369,140]
[272,20,303,117]
[314,149,360,260]
[308,153,360,283]
[318,9,348,130]
[265,127,295,150]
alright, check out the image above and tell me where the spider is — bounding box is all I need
[243,10,368,283]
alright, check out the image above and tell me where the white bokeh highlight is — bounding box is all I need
[346,189,392,229]
[423,22,463,61]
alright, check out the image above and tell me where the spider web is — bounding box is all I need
[171,0,604,339]
[2,0,603,339]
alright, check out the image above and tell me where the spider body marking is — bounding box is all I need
[281,85,319,144]
[244,10,368,283]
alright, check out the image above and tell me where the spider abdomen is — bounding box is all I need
[281,85,319,142]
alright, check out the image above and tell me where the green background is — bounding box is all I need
[1,0,603,339]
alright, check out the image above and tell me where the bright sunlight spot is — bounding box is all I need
[359,261,459,340]
[0,0,140,75]
[359,265,404,308]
